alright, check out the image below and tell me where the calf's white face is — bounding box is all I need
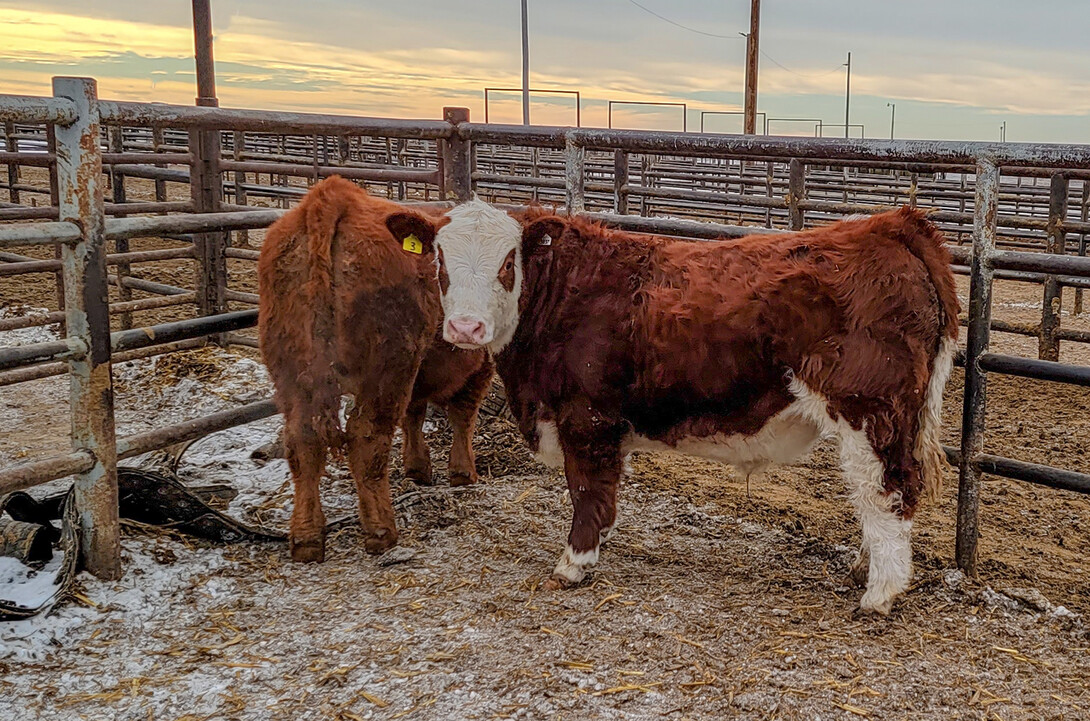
[435,199,523,351]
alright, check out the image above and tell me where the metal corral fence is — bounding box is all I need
[3,77,1090,582]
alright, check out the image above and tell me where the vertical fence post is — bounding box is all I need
[564,134,585,214]
[3,121,17,204]
[108,125,133,330]
[232,130,249,247]
[613,149,629,215]
[1076,181,1090,316]
[788,158,805,230]
[151,126,168,203]
[189,126,227,324]
[440,107,472,202]
[52,77,121,580]
[764,161,774,227]
[40,124,68,338]
[1040,172,1068,361]
[956,156,999,577]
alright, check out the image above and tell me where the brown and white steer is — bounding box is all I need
[433,204,958,613]
[259,176,492,562]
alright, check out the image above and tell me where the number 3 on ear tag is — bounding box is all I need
[403,234,423,254]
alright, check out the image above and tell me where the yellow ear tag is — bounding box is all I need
[402,234,423,254]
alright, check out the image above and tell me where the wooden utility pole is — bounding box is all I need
[191,0,218,108]
[743,0,760,135]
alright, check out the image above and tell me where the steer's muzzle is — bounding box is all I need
[445,316,490,348]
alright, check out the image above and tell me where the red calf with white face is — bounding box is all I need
[433,199,524,351]
[436,204,960,616]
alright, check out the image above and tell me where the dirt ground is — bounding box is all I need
[2,172,1090,719]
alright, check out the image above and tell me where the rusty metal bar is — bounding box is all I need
[224,289,259,304]
[189,126,228,326]
[0,246,196,277]
[52,76,121,579]
[0,337,204,388]
[0,337,85,371]
[990,250,1090,277]
[218,159,438,184]
[0,221,82,246]
[581,211,779,239]
[104,209,285,239]
[0,94,78,125]
[108,126,134,330]
[101,152,193,165]
[0,292,197,333]
[440,107,472,201]
[116,399,277,460]
[98,100,453,138]
[979,352,1090,387]
[232,131,248,246]
[223,332,259,349]
[956,157,999,577]
[613,150,628,214]
[0,451,96,496]
[1039,173,1068,360]
[564,134,585,213]
[787,159,805,230]
[1,200,195,223]
[225,247,260,260]
[563,127,1090,169]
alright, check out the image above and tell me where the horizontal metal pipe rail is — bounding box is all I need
[0,337,205,388]
[98,100,454,138]
[0,292,197,333]
[0,309,257,372]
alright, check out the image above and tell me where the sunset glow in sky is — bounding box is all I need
[2,1,1089,142]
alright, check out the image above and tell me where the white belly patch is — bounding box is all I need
[623,399,825,477]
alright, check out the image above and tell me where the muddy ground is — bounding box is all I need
[1,172,1089,719]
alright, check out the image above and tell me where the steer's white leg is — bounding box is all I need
[550,544,600,587]
[838,425,913,615]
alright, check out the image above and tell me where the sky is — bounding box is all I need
[1,1,1089,142]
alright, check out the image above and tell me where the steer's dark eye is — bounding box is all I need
[497,249,517,292]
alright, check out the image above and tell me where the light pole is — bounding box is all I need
[1000,121,1007,142]
[887,102,896,140]
[843,51,851,139]
[521,0,530,125]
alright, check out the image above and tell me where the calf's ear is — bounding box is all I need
[522,216,567,257]
[386,211,436,255]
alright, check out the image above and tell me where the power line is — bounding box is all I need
[624,0,743,40]
[623,0,841,80]
[759,50,846,78]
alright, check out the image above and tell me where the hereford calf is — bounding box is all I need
[259,176,492,562]
[432,204,958,614]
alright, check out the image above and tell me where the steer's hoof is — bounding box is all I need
[857,595,894,616]
[542,574,574,591]
[364,528,399,555]
[289,537,326,563]
[449,471,478,487]
[405,468,436,486]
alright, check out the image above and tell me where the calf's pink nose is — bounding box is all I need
[446,317,487,345]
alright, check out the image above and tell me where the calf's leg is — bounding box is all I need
[445,364,491,486]
[346,407,403,555]
[401,400,433,486]
[838,426,913,615]
[284,415,328,563]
